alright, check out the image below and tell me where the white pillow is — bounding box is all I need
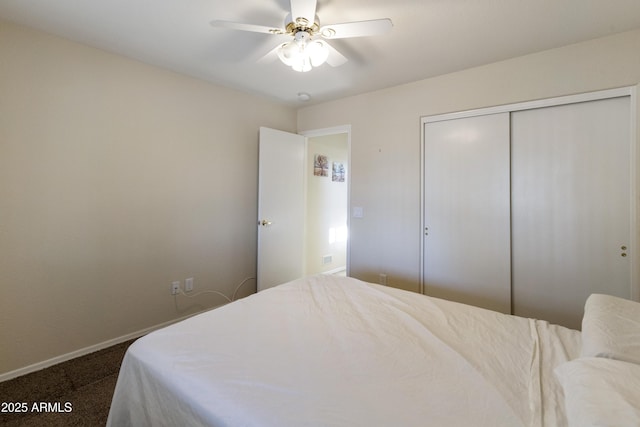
[581,293,640,364]
[555,357,640,427]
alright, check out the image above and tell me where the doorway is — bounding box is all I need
[257,126,351,291]
[302,127,350,277]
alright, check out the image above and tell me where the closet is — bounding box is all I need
[421,88,635,329]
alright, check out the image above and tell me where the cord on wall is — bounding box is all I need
[174,277,256,303]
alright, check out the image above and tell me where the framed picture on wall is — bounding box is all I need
[332,162,345,182]
[314,154,329,177]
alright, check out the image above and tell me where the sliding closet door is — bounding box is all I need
[511,97,632,329]
[423,113,511,313]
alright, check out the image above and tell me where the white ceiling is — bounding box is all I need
[2,0,640,106]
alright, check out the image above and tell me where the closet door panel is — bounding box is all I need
[423,113,511,313]
[511,97,632,329]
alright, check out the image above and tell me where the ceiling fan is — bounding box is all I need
[211,0,393,72]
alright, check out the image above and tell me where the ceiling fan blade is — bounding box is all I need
[324,42,347,67]
[289,0,317,26]
[210,20,285,35]
[256,44,284,64]
[320,18,393,39]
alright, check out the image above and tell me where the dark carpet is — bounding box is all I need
[0,339,135,426]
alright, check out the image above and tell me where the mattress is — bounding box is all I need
[107,275,581,427]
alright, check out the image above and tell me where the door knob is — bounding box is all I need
[259,219,272,226]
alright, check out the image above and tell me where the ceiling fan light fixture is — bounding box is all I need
[307,40,329,67]
[276,41,300,66]
[292,58,312,72]
[276,31,328,72]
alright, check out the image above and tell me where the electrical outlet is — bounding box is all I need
[379,273,387,286]
[185,277,194,292]
[171,281,180,295]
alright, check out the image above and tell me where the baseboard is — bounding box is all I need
[321,266,347,275]
[0,311,207,383]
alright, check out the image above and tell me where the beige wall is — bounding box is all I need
[298,28,640,292]
[0,20,296,376]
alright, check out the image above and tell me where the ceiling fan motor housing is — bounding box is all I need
[284,13,320,36]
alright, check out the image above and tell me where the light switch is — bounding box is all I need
[353,206,364,218]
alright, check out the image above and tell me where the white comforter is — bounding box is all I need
[107,275,580,427]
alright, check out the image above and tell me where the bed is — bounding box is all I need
[107,275,640,427]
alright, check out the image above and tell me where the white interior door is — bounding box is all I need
[511,97,632,329]
[423,113,511,313]
[257,127,305,291]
